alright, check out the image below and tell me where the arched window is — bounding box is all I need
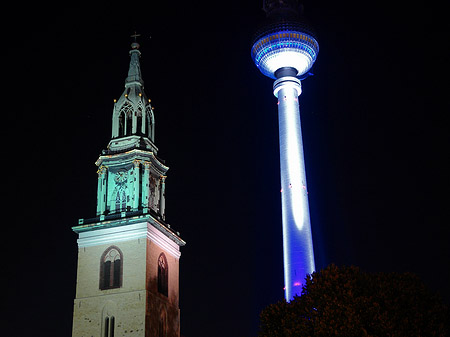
[126,112,133,136]
[136,102,144,136]
[115,189,126,212]
[118,112,125,137]
[157,253,168,296]
[146,107,154,141]
[104,315,115,337]
[102,302,116,337]
[118,102,132,137]
[100,246,123,290]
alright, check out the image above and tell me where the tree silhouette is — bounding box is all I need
[259,264,448,336]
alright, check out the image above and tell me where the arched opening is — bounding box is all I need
[146,107,154,141]
[105,317,109,337]
[104,315,115,337]
[136,115,142,135]
[136,103,144,136]
[157,253,168,297]
[118,112,125,137]
[117,102,133,138]
[102,302,117,337]
[115,189,126,213]
[126,112,133,136]
[100,246,123,290]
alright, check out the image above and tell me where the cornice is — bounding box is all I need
[95,148,168,174]
[73,214,185,258]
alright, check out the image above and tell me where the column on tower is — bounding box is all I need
[159,176,166,220]
[142,161,151,211]
[96,166,108,215]
[141,106,146,135]
[132,159,141,210]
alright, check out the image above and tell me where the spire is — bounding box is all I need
[125,39,144,88]
[108,36,157,154]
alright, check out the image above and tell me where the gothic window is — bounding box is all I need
[137,102,143,135]
[115,191,120,212]
[137,115,142,135]
[118,112,125,137]
[146,107,154,141]
[100,247,123,290]
[118,102,132,137]
[157,253,168,296]
[104,315,115,337]
[115,189,126,212]
[105,317,109,337]
[126,112,133,135]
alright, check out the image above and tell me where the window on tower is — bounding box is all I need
[100,246,123,290]
[118,112,125,137]
[104,315,115,337]
[137,103,143,135]
[146,107,154,141]
[117,102,132,138]
[115,190,127,212]
[126,112,133,135]
[157,253,168,296]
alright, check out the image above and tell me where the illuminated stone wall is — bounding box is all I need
[72,225,180,337]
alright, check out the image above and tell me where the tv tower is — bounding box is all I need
[251,0,319,301]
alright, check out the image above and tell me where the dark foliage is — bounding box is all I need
[259,265,448,336]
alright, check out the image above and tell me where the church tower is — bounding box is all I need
[72,39,185,337]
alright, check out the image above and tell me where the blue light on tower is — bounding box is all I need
[251,0,319,301]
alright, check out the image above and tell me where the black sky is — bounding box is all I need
[4,1,449,336]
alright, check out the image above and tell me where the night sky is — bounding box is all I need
[5,1,449,336]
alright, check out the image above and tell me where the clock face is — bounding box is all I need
[114,170,127,185]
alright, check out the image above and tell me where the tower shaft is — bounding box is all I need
[274,76,315,300]
[252,0,318,303]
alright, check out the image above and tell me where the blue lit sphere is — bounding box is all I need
[252,22,319,79]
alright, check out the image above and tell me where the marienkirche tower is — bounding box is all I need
[72,38,185,337]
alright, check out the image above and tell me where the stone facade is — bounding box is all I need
[72,224,182,337]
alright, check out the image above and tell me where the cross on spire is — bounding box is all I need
[131,31,141,42]
[130,31,141,50]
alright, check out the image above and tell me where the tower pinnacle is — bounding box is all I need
[109,39,156,153]
[126,37,143,87]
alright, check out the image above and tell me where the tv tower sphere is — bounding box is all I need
[251,21,319,79]
[251,0,319,301]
